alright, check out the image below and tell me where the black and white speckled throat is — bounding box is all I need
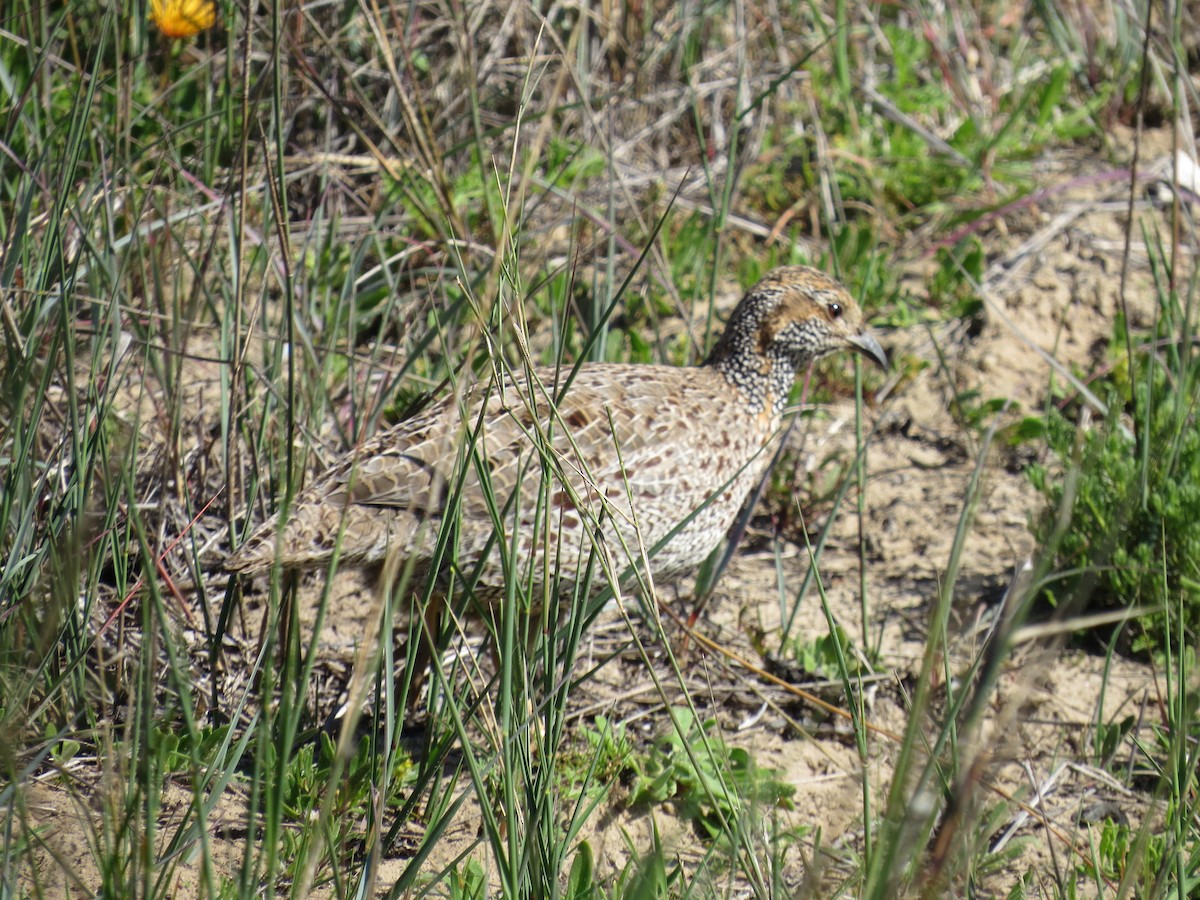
[705,301,830,417]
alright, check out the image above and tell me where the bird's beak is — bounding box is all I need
[847,330,888,370]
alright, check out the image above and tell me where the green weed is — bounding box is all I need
[630,708,795,843]
[1028,345,1200,648]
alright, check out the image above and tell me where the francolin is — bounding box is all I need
[226,266,886,609]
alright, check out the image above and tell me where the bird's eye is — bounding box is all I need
[827,302,843,319]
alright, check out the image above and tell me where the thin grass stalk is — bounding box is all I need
[1114,215,1200,896]
[776,412,885,654]
[157,692,258,894]
[594,438,775,893]
[1115,589,1187,899]
[861,404,1000,894]
[1163,591,1193,896]
[919,416,1064,891]
[129,506,222,898]
[400,382,521,888]
[453,362,782,897]
[291,550,390,897]
[834,0,852,101]
[853,354,874,864]
[703,0,748,296]
[360,595,400,894]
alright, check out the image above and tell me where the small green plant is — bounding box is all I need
[558,715,637,811]
[282,732,415,827]
[927,241,985,319]
[148,724,230,775]
[564,841,599,900]
[788,624,864,679]
[1028,356,1200,648]
[446,858,487,900]
[800,27,1103,225]
[1093,714,1136,768]
[38,723,80,768]
[630,709,795,841]
[1085,817,1165,885]
[583,715,636,780]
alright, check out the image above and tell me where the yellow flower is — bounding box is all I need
[150,0,216,39]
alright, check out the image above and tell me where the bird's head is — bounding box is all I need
[708,266,887,370]
[705,266,887,410]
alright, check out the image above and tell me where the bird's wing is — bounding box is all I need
[324,365,722,523]
[227,364,751,573]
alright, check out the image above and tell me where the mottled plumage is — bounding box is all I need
[226,266,886,595]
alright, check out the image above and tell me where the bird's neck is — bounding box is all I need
[704,335,801,419]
